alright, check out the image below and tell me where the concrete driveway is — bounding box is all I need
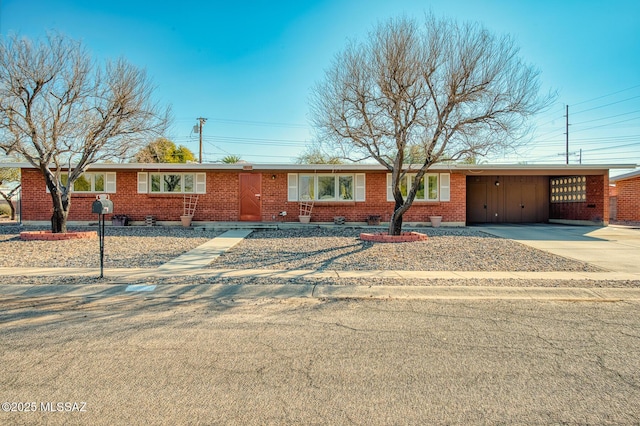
[478,224,640,274]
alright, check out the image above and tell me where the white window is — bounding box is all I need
[138,172,206,194]
[55,172,116,193]
[387,173,450,202]
[288,173,365,202]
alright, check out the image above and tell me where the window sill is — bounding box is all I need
[389,200,442,204]
[70,192,108,197]
[147,193,199,197]
[312,201,357,207]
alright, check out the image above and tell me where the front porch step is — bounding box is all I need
[194,222,280,231]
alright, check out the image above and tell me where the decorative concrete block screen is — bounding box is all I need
[551,176,587,203]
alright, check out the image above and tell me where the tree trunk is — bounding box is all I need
[51,205,68,233]
[388,199,405,236]
[46,178,70,234]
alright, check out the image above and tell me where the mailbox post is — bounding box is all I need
[92,195,113,278]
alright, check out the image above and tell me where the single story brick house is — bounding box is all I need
[609,169,640,223]
[13,162,636,226]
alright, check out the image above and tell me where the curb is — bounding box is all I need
[1,284,639,302]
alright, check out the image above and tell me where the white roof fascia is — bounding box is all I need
[609,168,640,183]
[5,162,637,173]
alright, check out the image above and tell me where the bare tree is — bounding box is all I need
[311,15,552,235]
[0,33,169,232]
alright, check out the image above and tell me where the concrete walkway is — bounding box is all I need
[2,224,640,301]
[157,229,252,272]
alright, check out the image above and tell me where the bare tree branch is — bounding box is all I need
[0,33,170,232]
[310,14,554,234]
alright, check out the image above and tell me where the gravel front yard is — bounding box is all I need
[0,225,602,271]
[211,227,602,272]
[3,224,637,289]
[0,225,218,268]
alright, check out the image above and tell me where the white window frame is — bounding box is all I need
[387,173,450,202]
[47,172,116,193]
[138,172,206,194]
[287,173,365,202]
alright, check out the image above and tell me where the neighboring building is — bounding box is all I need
[609,169,640,223]
[13,162,636,226]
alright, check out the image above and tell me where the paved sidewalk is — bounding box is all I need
[1,267,639,281]
[1,282,639,301]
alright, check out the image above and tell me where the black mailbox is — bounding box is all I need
[92,198,113,215]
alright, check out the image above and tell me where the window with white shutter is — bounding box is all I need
[105,172,116,193]
[439,173,450,202]
[355,173,366,201]
[137,172,148,193]
[195,173,206,193]
[287,173,298,201]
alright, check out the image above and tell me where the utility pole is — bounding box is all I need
[565,105,569,165]
[195,117,207,163]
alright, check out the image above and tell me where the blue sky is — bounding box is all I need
[1,0,639,174]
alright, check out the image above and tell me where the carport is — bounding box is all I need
[463,164,634,225]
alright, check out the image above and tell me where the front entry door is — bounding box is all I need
[239,173,262,221]
[467,182,488,223]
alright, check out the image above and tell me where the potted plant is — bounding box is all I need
[299,199,313,224]
[429,216,442,227]
[182,195,198,227]
[180,215,193,227]
[367,215,381,226]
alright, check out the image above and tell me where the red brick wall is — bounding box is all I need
[549,174,609,223]
[615,177,640,222]
[20,169,467,223]
[277,172,466,223]
[21,169,54,222]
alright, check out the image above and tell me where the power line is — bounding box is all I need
[571,116,640,134]
[533,86,640,138]
[174,135,309,147]
[175,117,308,129]
[571,109,640,126]
[572,83,640,107]
[572,94,640,115]
[580,140,640,153]
[204,135,308,145]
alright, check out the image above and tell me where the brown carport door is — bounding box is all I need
[466,176,548,223]
[505,183,523,222]
[506,181,538,222]
[521,183,538,222]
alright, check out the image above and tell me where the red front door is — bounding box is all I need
[239,173,262,221]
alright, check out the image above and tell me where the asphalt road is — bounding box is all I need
[1,293,639,425]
